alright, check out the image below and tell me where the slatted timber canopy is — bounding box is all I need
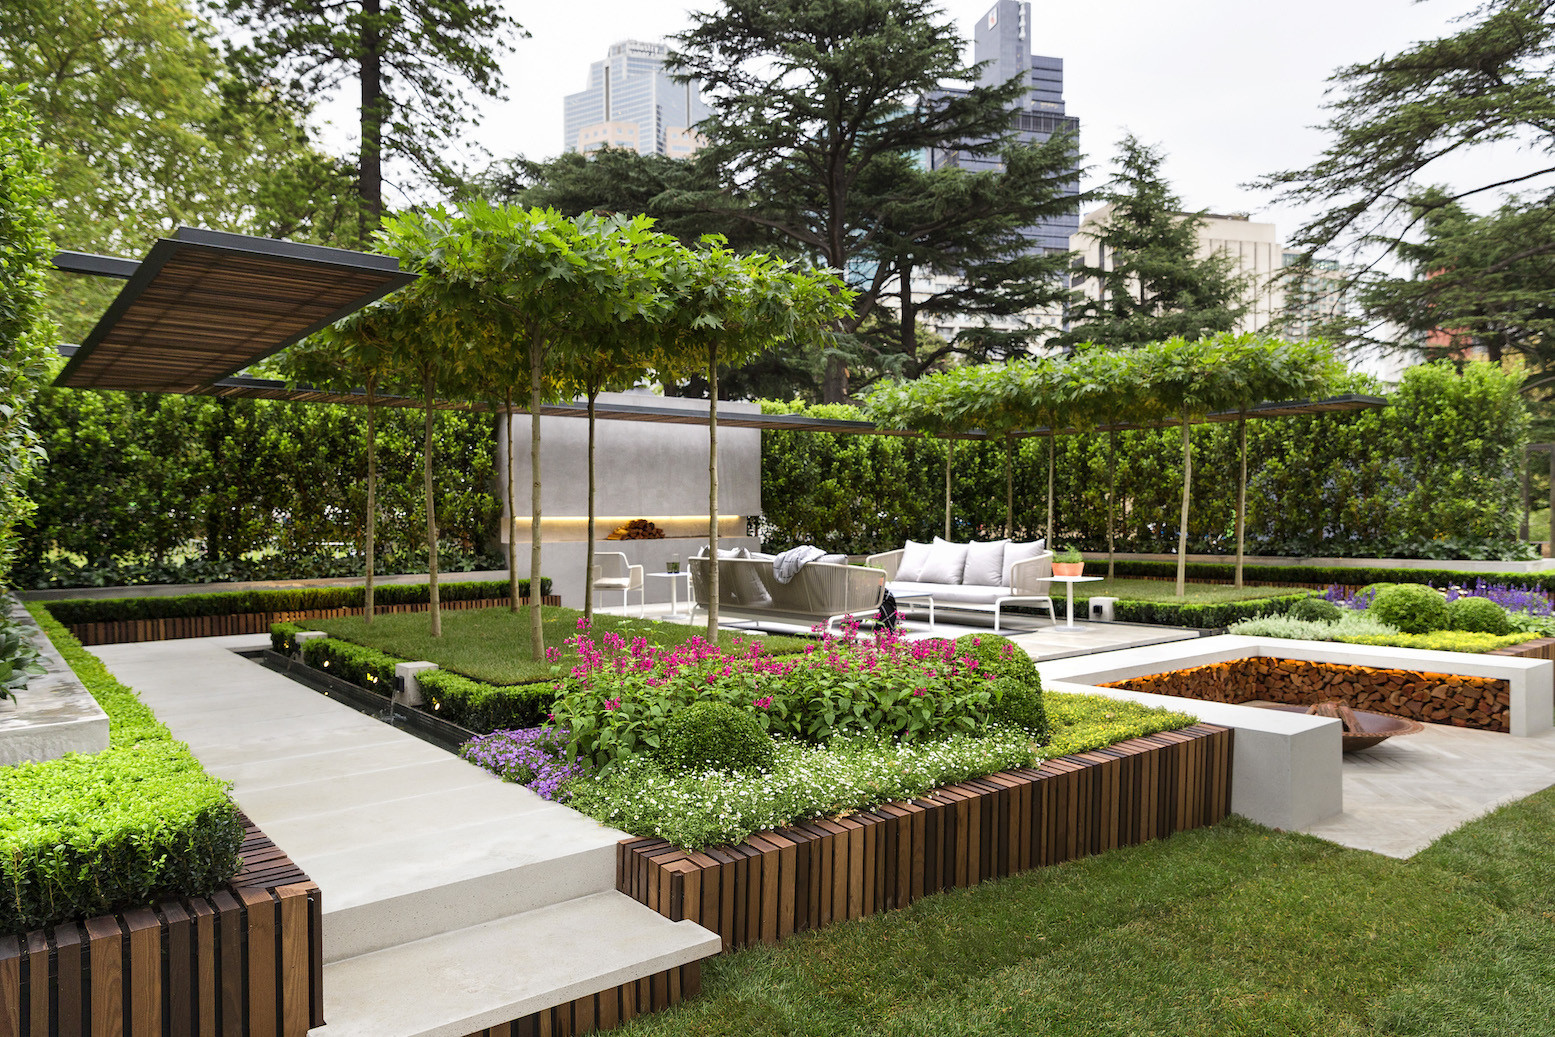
[53,227,415,393]
[50,343,1389,437]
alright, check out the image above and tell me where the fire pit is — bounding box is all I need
[1243,700,1424,753]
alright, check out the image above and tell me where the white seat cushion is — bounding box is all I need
[1002,539,1046,587]
[594,578,632,589]
[897,539,933,581]
[919,537,970,585]
[888,581,1009,606]
[963,539,1009,587]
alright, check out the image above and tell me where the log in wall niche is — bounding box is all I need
[618,724,1232,952]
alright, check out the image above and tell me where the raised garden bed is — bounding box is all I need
[1103,658,1512,732]
[0,813,322,1037]
[618,724,1232,951]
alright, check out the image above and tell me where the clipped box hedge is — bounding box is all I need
[1109,559,1555,594]
[3,606,244,934]
[42,577,552,626]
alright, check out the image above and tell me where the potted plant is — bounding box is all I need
[1052,545,1085,578]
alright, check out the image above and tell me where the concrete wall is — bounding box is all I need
[497,391,762,609]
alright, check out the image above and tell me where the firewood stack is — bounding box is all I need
[606,518,665,540]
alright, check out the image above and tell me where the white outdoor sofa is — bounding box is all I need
[866,537,1057,632]
[689,550,886,631]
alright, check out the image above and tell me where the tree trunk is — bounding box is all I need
[422,371,441,637]
[1176,411,1191,599]
[585,388,598,625]
[822,355,848,405]
[944,439,954,539]
[365,374,377,625]
[505,389,519,613]
[1004,433,1014,538]
[357,0,385,233]
[529,338,545,660]
[1107,428,1117,581]
[706,341,720,637]
[1046,434,1055,547]
[1235,414,1248,589]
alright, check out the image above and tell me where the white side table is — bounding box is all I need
[1047,575,1105,628]
[647,570,693,618]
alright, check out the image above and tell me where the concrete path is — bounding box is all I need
[89,634,718,1037]
[1297,723,1555,857]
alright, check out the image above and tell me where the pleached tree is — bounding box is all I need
[656,240,852,636]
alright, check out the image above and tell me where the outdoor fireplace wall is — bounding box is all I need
[498,391,763,609]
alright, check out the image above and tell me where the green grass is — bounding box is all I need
[302,605,814,685]
[1528,508,1549,543]
[1075,577,1299,604]
[616,789,1555,1037]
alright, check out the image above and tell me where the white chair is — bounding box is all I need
[592,551,645,614]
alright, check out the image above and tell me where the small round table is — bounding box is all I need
[1047,574,1105,628]
[647,570,693,618]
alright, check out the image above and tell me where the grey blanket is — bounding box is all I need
[772,545,826,584]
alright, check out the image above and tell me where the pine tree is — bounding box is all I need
[1058,135,1248,348]
[218,0,522,229]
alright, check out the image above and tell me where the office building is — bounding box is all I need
[562,40,712,159]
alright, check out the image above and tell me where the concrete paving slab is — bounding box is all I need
[216,738,455,792]
[233,759,494,821]
[314,892,721,1037]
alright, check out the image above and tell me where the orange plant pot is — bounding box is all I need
[1052,561,1084,577]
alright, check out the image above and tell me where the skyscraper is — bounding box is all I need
[928,0,1080,252]
[562,40,712,159]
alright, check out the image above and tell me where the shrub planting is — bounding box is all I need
[43,577,550,626]
[301,637,399,695]
[459,727,581,800]
[1447,596,1513,635]
[1368,584,1450,634]
[417,669,556,732]
[5,605,243,934]
[658,701,776,773]
[1288,596,1343,623]
[550,624,1008,771]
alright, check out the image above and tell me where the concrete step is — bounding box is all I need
[312,812,621,962]
[311,891,720,1037]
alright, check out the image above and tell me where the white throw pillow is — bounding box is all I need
[919,537,970,585]
[1001,539,1046,588]
[963,539,1009,587]
[818,553,847,564]
[896,539,934,581]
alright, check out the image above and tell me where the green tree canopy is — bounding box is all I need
[1059,135,1248,349]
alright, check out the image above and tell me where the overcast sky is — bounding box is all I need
[316,0,1492,248]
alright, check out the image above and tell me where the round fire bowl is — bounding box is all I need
[1243,700,1425,753]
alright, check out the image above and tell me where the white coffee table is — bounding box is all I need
[647,570,693,618]
[1047,574,1104,628]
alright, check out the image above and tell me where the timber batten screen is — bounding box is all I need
[54,227,414,393]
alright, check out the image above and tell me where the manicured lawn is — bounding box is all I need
[303,605,814,685]
[618,789,1555,1036]
[1076,577,1298,604]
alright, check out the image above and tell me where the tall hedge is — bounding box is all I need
[759,362,1529,558]
[20,389,501,578]
[0,87,60,584]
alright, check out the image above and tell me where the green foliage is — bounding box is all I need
[20,388,500,580]
[1369,584,1450,634]
[301,636,398,694]
[270,621,301,655]
[43,579,540,625]
[951,634,1039,685]
[989,678,1048,741]
[0,615,45,702]
[1053,545,1084,564]
[0,87,58,584]
[217,0,522,220]
[1058,136,1247,348]
[667,0,1080,400]
[416,669,555,733]
[563,691,1192,850]
[301,605,809,687]
[658,701,776,774]
[1229,610,1403,642]
[1447,596,1513,635]
[1288,596,1344,623]
[761,361,1529,558]
[5,605,243,934]
[1109,594,1307,629]
[1338,630,1536,653]
[1260,0,1555,361]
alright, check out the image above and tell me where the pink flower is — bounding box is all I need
[603,697,621,711]
[576,616,591,630]
[913,688,925,697]
[753,695,774,710]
